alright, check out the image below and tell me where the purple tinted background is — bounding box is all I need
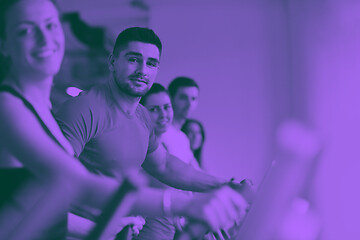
[154,2,360,238]
[151,1,280,184]
[58,0,360,239]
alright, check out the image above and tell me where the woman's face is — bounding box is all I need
[1,0,64,78]
[144,92,174,135]
[185,122,203,151]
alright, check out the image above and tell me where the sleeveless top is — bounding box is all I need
[0,85,69,240]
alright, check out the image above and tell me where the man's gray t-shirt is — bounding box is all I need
[56,83,159,180]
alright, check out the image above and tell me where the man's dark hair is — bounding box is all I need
[168,76,199,98]
[112,27,162,57]
[181,118,206,167]
[140,83,168,106]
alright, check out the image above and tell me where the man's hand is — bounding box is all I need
[228,178,256,205]
[183,186,249,232]
[127,216,146,236]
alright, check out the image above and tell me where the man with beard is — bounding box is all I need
[168,77,200,130]
[56,27,247,237]
[162,77,202,168]
[157,77,201,171]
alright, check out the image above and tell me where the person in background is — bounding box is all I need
[139,84,238,239]
[138,83,201,239]
[182,119,206,168]
[139,83,174,142]
[159,77,202,170]
[168,76,199,130]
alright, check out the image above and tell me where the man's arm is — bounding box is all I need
[142,144,226,192]
[55,94,100,157]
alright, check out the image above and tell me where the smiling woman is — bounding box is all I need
[140,83,173,136]
[0,0,64,79]
[0,0,123,239]
[138,83,205,239]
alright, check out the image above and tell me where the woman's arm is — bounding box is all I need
[0,177,73,240]
[0,93,119,208]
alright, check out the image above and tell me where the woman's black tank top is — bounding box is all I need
[0,85,68,240]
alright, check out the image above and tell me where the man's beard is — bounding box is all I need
[177,106,190,118]
[116,79,150,97]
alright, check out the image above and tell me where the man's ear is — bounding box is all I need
[108,54,115,71]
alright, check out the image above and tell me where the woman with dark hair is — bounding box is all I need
[139,83,204,239]
[141,83,200,170]
[181,119,206,167]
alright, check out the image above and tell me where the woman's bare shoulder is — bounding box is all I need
[0,91,24,108]
[0,91,30,124]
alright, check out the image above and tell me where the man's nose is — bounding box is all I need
[189,99,198,109]
[135,61,147,75]
[184,98,191,108]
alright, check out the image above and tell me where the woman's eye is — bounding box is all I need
[149,107,158,112]
[47,22,58,30]
[18,27,34,36]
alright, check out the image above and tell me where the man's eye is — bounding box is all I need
[147,61,158,68]
[149,108,157,112]
[128,58,140,63]
[164,105,172,110]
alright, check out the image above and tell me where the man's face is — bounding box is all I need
[109,41,160,97]
[172,86,199,119]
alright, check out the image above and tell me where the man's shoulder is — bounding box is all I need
[135,104,153,131]
[136,103,149,116]
[72,84,108,105]
[55,85,111,146]
[59,84,108,113]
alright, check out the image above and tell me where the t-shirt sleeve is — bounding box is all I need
[55,95,99,157]
[147,127,160,154]
[138,105,160,154]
